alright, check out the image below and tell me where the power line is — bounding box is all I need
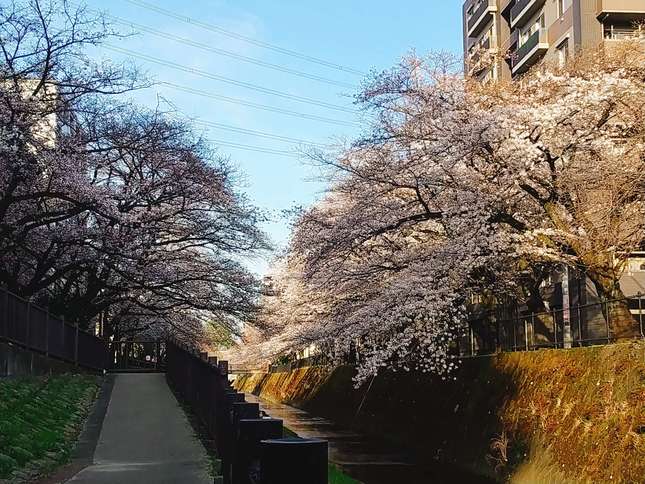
[188,118,331,147]
[104,45,358,114]
[205,137,302,158]
[158,82,360,128]
[123,0,366,76]
[105,14,356,89]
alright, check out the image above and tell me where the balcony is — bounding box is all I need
[467,0,498,38]
[604,26,645,40]
[597,0,645,21]
[468,38,494,75]
[511,28,549,75]
[501,28,519,53]
[510,0,546,28]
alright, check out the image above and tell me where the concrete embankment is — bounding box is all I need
[235,342,645,483]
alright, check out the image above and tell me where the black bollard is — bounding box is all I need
[259,438,328,484]
[224,392,245,406]
[231,402,260,428]
[233,418,283,484]
[220,392,246,484]
[208,356,218,366]
[218,360,229,376]
[199,351,208,361]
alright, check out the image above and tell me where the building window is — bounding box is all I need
[557,39,569,67]
[557,0,572,17]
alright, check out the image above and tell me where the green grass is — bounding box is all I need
[328,463,360,484]
[283,426,360,484]
[0,374,99,480]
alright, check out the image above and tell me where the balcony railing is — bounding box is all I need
[511,28,549,74]
[510,0,546,28]
[604,27,645,40]
[467,0,497,37]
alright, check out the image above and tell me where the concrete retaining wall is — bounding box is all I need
[0,341,79,377]
[236,342,645,483]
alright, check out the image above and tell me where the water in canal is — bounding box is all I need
[245,394,494,484]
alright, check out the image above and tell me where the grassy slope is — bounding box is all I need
[0,374,99,480]
[236,342,645,483]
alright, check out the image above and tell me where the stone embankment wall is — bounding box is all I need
[235,342,645,483]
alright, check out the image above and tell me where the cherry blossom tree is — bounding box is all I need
[244,45,645,382]
[0,0,268,346]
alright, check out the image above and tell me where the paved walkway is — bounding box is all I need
[245,394,493,484]
[67,373,211,484]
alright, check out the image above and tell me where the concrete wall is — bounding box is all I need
[0,341,80,377]
[236,342,645,483]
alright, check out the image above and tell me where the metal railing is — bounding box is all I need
[468,0,496,36]
[165,339,329,484]
[261,296,645,373]
[511,28,549,72]
[268,354,329,373]
[0,285,108,370]
[604,28,645,40]
[458,295,645,357]
[510,0,545,27]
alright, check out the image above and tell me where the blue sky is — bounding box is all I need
[87,0,464,274]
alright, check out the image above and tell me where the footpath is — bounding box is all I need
[67,373,211,484]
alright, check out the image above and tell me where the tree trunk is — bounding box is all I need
[524,281,556,347]
[606,298,638,340]
[589,272,639,340]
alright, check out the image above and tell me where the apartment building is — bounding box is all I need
[463,0,645,81]
[460,1,645,354]
[2,79,75,149]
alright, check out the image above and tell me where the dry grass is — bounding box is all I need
[495,342,645,483]
[236,341,645,483]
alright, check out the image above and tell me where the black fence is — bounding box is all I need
[459,296,645,357]
[0,286,108,371]
[260,297,645,373]
[165,339,328,484]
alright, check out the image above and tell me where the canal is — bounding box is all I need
[245,394,494,484]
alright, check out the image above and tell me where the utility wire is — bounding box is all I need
[123,0,366,76]
[205,137,301,158]
[105,45,358,114]
[104,14,356,89]
[159,82,360,127]
[189,118,331,148]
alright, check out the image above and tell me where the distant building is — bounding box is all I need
[462,0,645,81]
[2,79,75,149]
